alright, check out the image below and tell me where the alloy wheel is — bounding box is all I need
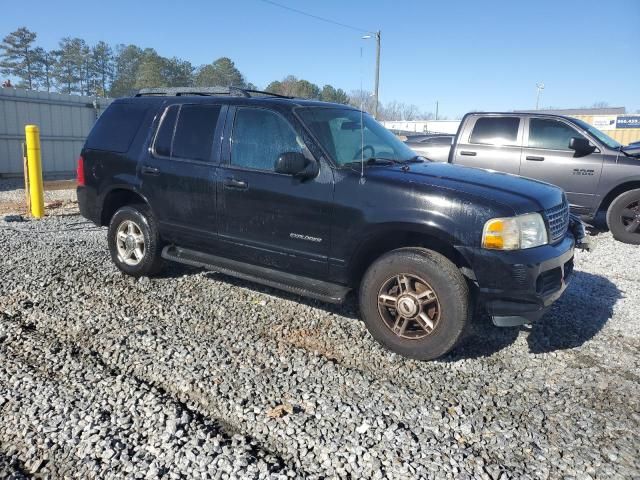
[377,274,441,340]
[116,220,145,266]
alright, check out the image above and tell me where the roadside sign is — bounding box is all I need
[591,116,617,131]
[616,115,640,129]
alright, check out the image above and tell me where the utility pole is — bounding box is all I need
[362,30,382,119]
[373,30,381,119]
[535,82,545,110]
[435,101,439,121]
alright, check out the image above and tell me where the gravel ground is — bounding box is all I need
[0,178,77,215]
[0,212,638,479]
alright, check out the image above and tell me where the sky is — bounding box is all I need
[2,0,639,118]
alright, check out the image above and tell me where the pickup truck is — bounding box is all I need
[443,113,640,244]
[77,89,586,360]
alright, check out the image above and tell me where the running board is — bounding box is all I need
[161,245,350,304]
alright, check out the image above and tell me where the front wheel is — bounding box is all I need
[107,205,163,277]
[606,189,640,245]
[359,247,470,361]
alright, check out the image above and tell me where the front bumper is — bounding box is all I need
[457,233,575,325]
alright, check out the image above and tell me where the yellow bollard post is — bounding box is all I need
[25,125,45,218]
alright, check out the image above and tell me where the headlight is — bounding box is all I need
[482,213,548,250]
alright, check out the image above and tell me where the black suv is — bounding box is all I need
[78,87,585,360]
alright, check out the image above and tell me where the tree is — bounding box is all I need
[266,75,322,99]
[134,49,166,89]
[194,57,245,87]
[32,47,56,92]
[163,57,193,87]
[349,89,376,114]
[0,27,38,89]
[110,44,144,97]
[53,37,88,94]
[320,84,349,104]
[91,41,114,97]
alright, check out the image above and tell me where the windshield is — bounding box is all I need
[572,118,622,149]
[297,107,416,166]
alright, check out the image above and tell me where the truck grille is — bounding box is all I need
[545,199,570,242]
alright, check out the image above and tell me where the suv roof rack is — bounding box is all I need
[135,86,293,99]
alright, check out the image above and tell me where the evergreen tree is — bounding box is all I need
[194,57,245,87]
[0,27,38,89]
[110,44,144,97]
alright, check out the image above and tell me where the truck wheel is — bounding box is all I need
[359,247,469,361]
[107,205,163,277]
[606,189,640,245]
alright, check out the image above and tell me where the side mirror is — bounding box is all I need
[275,152,312,177]
[568,137,594,154]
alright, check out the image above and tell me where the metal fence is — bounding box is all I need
[0,87,112,178]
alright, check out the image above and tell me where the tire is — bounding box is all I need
[359,247,469,361]
[107,204,163,277]
[606,188,640,245]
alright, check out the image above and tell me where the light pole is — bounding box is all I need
[362,30,381,119]
[535,82,545,110]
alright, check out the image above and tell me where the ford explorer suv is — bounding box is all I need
[446,112,640,244]
[77,87,586,360]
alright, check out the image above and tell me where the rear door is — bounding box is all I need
[520,117,603,212]
[216,106,334,279]
[140,102,226,250]
[453,116,523,174]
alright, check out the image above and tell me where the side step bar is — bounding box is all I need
[161,245,350,304]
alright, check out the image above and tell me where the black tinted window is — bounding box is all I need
[469,117,520,146]
[529,118,581,150]
[85,103,148,153]
[231,108,302,171]
[153,105,178,157]
[172,105,221,161]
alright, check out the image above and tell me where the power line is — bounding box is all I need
[257,0,373,34]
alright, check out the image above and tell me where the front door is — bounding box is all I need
[520,117,603,212]
[140,103,226,249]
[216,106,334,279]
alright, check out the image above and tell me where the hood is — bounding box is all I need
[368,162,565,215]
[621,143,640,157]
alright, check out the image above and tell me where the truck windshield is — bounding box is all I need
[297,107,416,166]
[572,118,622,150]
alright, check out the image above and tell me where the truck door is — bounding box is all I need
[520,117,603,213]
[452,116,522,175]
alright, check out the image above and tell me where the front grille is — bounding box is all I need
[544,199,570,242]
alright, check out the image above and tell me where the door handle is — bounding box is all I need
[223,177,248,190]
[526,155,545,161]
[460,150,477,156]
[141,165,160,175]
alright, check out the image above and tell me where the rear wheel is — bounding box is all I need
[107,205,163,277]
[606,189,640,245]
[359,247,469,360]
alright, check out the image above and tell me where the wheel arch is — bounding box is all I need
[598,181,640,213]
[347,223,470,287]
[100,187,152,226]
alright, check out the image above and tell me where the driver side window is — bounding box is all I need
[231,108,303,171]
[328,119,393,164]
[528,118,583,150]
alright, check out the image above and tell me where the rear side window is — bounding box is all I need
[469,117,520,146]
[528,118,582,150]
[152,104,222,162]
[85,103,148,153]
[154,106,179,157]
